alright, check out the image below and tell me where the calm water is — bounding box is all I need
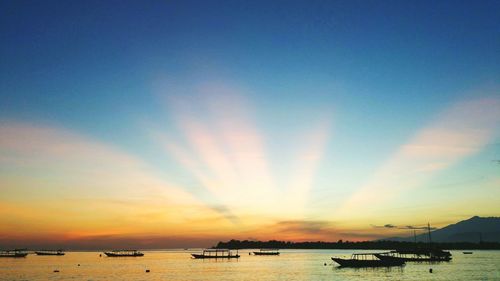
[1,249,499,280]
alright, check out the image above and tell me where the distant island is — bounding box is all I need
[216,216,500,250]
[215,239,500,250]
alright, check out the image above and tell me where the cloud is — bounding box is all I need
[371,224,436,230]
[153,78,334,219]
[156,81,277,211]
[0,121,245,243]
[275,220,332,234]
[338,96,500,217]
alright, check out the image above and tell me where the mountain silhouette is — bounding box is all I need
[385,216,500,243]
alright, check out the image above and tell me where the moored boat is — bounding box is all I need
[375,249,452,262]
[253,249,280,256]
[191,249,240,259]
[35,249,65,256]
[331,253,405,267]
[104,250,144,257]
[0,249,28,258]
[463,252,473,254]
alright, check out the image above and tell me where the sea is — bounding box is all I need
[1,249,499,280]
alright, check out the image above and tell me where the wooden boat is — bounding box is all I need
[463,252,473,254]
[253,249,280,255]
[35,249,65,256]
[104,250,144,257]
[375,249,452,262]
[378,223,452,262]
[0,249,28,258]
[191,249,240,259]
[331,253,405,267]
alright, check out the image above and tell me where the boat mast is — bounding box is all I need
[427,223,432,244]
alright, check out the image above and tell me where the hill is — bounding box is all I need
[385,216,500,243]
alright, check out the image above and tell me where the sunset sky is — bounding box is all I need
[1,0,499,249]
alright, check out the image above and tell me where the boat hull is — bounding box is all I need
[332,257,405,267]
[104,252,144,257]
[0,253,28,258]
[191,254,240,259]
[375,254,451,262]
[253,252,279,255]
[35,252,65,256]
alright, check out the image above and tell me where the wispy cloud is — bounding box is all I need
[371,224,436,230]
[338,96,500,217]
[153,79,333,219]
[0,121,240,240]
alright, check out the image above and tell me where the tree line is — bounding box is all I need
[215,239,500,250]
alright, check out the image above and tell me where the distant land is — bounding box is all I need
[384,216,500,243]
[216,216,500,250]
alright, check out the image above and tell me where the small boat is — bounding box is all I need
[253,249,280,256]
[0,249,28,258]
[463,252,473,254]
[104,250,144,257]
[332,253,405,267]
[191,249,240,259]
[375,249,452,262]
[35,249,65,256]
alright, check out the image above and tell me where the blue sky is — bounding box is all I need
[1,0,499,247]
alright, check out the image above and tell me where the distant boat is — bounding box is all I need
[0,249,28,258]
[191,249,240,259]
[104,250,144,257]
[35,249,65,256]
[463,252,473,254]
[253,249,280,255]
[331,253,405,267]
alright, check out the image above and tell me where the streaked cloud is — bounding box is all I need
[0,121,239,241]
[338,96,500,217]
[153,79,333,219]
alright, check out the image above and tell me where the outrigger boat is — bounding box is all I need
[35,249,65,256]
[0,249,28,258]
[375,249,452,262]
[191,249,240,259]
[104,250,144,257]
[377,223,452,262]
[332,253,405,267]
[253,249,280,256]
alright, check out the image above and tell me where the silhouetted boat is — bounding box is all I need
[253,249,280,255]
[0,249,28,258]
[463,252,473,254]
[375,249,452,262]
[104,250,144,257]
[381,223,452,262]
[35,249,65,256]
[332,253,405,267]
[191,249,240,259]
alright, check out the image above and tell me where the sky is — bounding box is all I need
[1,0,499,249]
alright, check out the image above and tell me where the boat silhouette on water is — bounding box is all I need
[375,249,452,262]
[332,253,406,267]
[0,249,28,258]
[35,249,65,256]
[104,250,144,257]
[191,249,240,259]
[253,249,280,256]
[377,223,452,262]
